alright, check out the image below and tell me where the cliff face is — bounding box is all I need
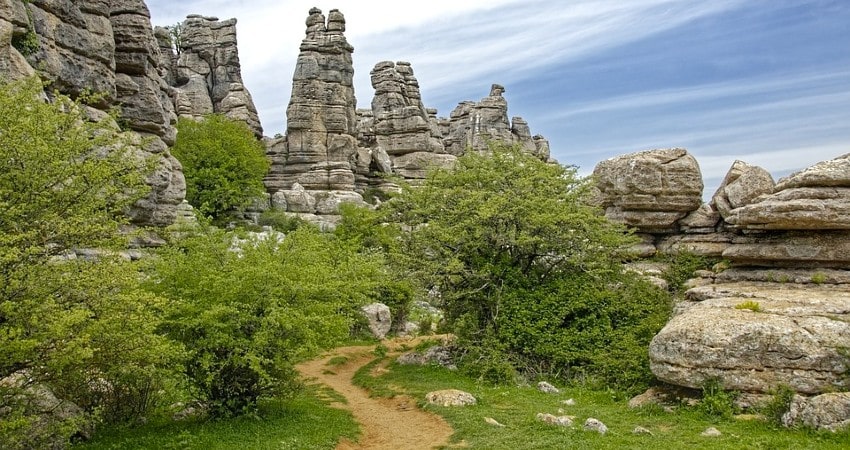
[1,0,186,227]
[155,15,263,137]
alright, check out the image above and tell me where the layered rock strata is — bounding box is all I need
[0,0,186,227]
[155,15,262,137]
[263,8,365,227]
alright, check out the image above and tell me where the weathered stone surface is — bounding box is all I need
[391,151,457,180]
[537,381,561,394]
[0,0,186,228]
[361,302,391,339]
[679,203,721,232]
[268,8,357,194]
[657,232,733,257]
[712,160,775,219]
[722,231,850,267]
[593,148,703,233]
[650,282,850,394]
[537,413,574,427]
[782,393,850,431]
[426,389,477,407]
[397,346,455,369]
[584,418,608,434]
[157,16,262,137]
[726,155,850,230]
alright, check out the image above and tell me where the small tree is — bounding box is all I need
[171,115,269,223]
[384,145,670,390]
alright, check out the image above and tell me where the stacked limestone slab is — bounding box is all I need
[593,150,850,397]
[0,0,186,227]
[155,15,263,137]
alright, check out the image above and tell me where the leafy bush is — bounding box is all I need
[257,207,311,232]
[171,115,269,223]
[382,144,670,392]
[0,77,180,446]
[734,300,762,312]
[659,252,718,294]
[761,385,796,426]
[147,226,395,417]
[698,377,739,419]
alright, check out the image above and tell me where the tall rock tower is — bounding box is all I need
[264,8,364,228]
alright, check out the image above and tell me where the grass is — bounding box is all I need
[354,359,850,450]
[734,300,762,312]
[75,387,358,450]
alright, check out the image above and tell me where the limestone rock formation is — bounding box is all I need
[649,280,850,394]
[155,15,263,137]
[425,389,477,407]
[263,8,364,227]
[442,84,549,159]
[782,393,850,431]
[361,302,391,340]
[0,0,186,227]
[593,148,704,233]
[726,154,850,230]
[712,160,775,219]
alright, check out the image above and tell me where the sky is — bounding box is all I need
[146,0,850,197]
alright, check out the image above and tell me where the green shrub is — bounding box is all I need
[660,252,717,294]
[811,272,827,284]
[257,207,311,232]
[171,115,269,223]
[698,377,738,419]
[734,300,762,312]
[382,144,669,392]
[761,385,796,426]
[147,226,394,417]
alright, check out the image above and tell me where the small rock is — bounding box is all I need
[632,426,653,435]
[536,413,573,427]
[701,427,722,437]
[484,417,505,427]
[425,389,476,407]
[584,418,608,434]
[537,381,560,394]
[562,398,576,406]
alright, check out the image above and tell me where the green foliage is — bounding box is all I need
[257,207,311,232]
[382,144,668,391]
[659,251,717,294]
[0,76,178,446]
[12,1,39,56]
[166,23,183,55]
[761,385,796,426]
[698,377,739,419]
[146,226,393,417]
[734,300,762,312]
[171,115,269,223]
[811,272,827,284]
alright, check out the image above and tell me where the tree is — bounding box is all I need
[383,145,670,390]
[171,115,269,223]
[0,77,182,446]
[147,225,400,417]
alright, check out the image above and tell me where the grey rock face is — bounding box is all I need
[156,15,262,137]
[593,148,704,233]
[712,160,775,219]
[425,389,477,407]
[726,154,850,230]
[0,0,186,227]
[361,302,391,340]
[782,393,850,431]
[649,281,850,394]
[271,7,358,193]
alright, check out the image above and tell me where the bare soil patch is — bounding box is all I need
[296,340,454,450]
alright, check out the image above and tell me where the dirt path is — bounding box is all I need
[296,340,455,450]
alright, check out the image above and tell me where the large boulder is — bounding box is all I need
[649,281,850,394]
[782,393,850,432]
[712,160,775,219]
[593,148,703,233]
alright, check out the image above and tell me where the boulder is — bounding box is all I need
[583,418,608,434]
[593,148,703,233]
[425,389,477,407]
[536,413,573,427]
[782,393,850,431]
[650,282,850,394]
[712,160,775,219]
[360,302,391,339]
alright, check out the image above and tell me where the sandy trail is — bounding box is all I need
[296,341,454,450]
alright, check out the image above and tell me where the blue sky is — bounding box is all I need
[146,0,850,196]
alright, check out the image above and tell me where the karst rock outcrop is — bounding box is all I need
[1,0,185,227]
[264,9,548,228]
[155,15,262,137]
[594,150,850,398]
